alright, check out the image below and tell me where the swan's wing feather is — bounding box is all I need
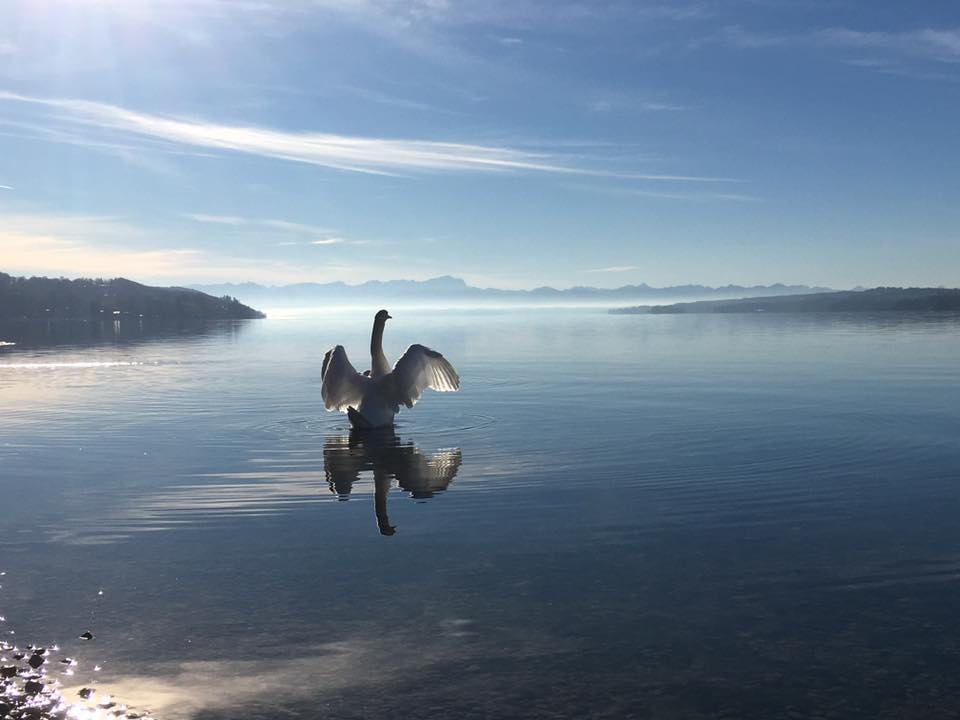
[391,344,460,408]
[321,345,367,412]
[321,348,333,380]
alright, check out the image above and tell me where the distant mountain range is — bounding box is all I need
[191,276,833,307]
[611,287,960,314]
[0,272,266,320]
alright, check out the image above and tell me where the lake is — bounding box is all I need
[2,308,960,719]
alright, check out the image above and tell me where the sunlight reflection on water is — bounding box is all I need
[0,361,149,369]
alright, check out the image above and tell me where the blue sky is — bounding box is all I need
[0,0,957,289]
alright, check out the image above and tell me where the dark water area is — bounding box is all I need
[0,318,250,351]
[2,309,960,719]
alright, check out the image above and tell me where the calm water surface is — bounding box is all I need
[1,309,960,719]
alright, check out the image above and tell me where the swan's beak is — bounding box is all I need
[386,313,392,319]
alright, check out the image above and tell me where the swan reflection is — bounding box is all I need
[323,429,462,535]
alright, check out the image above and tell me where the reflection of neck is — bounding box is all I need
[374,473,395,535]
[370,319,390,378]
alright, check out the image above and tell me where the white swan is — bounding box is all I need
[321,310,460,429]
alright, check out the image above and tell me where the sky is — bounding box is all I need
[0,0,958,290]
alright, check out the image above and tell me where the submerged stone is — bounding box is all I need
[24,679,44,694]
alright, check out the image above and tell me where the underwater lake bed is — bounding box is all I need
[2,309,960,719]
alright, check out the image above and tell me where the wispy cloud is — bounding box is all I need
[626,189,760,202]
[816,27,960,63]
[0,91,736,182]
[334,84,461,115]
[720,25,960,65]
[183,213,247,225]
[0,184,13,190]
[181,213,352,244]
[570,183,758,202]
[0,91,581,176]
[2,222,204,280]
[306,0,711,31]
[587,93,687,114]
[0,39,16,56]
[0,213,357,283]
[641,101,687,112]
[717,25,786,49]
[588,265,638,273]
[260,219,336,235]
[0,116,217,173]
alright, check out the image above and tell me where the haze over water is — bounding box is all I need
[2,308,960,719]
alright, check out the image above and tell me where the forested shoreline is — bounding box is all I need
[0,272,266,320]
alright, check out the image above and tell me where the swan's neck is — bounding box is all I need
[370,319,390,378]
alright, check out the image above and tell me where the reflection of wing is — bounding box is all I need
[323,435,366,495]
[321,346,368,412]
[323,432,462,500]
[395,449,462,497]
[391,344,460,408]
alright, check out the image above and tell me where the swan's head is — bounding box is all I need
[375,309,392,324]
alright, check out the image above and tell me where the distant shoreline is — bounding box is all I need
[611,287,960,315]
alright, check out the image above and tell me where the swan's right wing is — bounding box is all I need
[390,344,460,409]
[321,345,367,412]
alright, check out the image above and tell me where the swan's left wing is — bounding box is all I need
[391,344,460,408]
[321,345,368,412]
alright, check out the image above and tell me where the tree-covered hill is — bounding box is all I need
[0,272,266,320]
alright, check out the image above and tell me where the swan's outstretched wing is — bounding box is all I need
[391,344,460,408]
[321,345,367,412]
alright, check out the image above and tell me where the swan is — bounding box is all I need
[321,310,460,429]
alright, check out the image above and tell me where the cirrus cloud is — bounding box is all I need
[588,265,638,273]
[0,90,577,176]
[0,90,737,183]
